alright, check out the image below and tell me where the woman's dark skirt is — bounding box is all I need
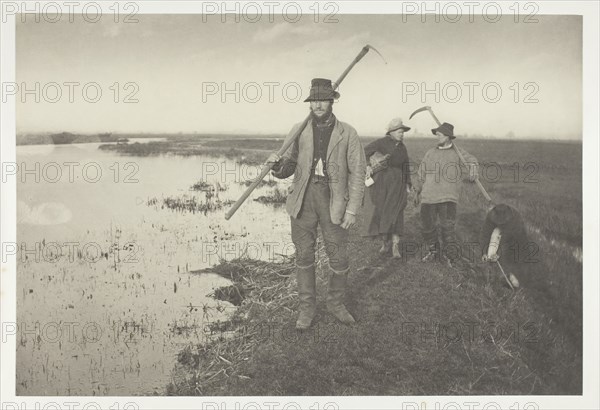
[361,166,409,237]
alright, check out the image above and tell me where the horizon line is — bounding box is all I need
[15,131,583,142]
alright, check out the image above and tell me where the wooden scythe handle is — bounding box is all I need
[224,115,310,220]
[451,143,493,203]
[225,45,377,220]
[426,107,493,204]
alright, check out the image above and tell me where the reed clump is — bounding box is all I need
[168,256,296,395]
[253,187,287,205]
[146,194,233,215]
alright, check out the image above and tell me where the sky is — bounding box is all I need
[15,13,582,139]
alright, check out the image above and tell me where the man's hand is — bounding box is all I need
[366,165,373,177]
[265,153,281,166]
[412,189,421,207]
[266,153,283,174]
[482,253,499,263]
[468,166,479,182]
[340,212,357,230]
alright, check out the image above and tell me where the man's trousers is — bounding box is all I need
[291,179,349,273]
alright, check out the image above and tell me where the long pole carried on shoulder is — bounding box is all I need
[409,105,518,290]
[409,105,492,202]
[225,45,385,220]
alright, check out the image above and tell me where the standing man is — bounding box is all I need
[266,78,366,330]
[413,122,479,265]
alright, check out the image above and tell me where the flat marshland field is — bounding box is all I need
[100,135,584,394]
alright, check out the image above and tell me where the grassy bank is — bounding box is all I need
[98,139,274,165]
[167,137,582,395]
[168,210,581,395]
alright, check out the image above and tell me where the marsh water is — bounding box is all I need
[16,140,291,395]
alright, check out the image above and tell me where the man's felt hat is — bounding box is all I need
[386,117,411,133]
[431,122,456,139]
[304,78,340,102]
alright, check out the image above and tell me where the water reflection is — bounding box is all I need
[16,140,291,395]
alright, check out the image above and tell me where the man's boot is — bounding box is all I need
[326,270,356,324]
[422,241,440,262]
[392,234,402,259]
[295,264,316,330]
[379,234,391,255]
[379,240,392,255]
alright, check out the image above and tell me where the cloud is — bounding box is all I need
[252,22,325,43]
[18,201,72,225]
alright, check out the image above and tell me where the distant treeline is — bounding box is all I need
[17,132,580,146]
[15,132,288,146]
[17,132,120,146]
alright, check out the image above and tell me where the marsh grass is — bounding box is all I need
[168,257,296,395]
[253,187,287,205]
[167,137,582,396]
[239,179,278,188]
[147,194,233,215]
[190,180,228,192]
[168,222,579,395]
[98,141,268,165]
